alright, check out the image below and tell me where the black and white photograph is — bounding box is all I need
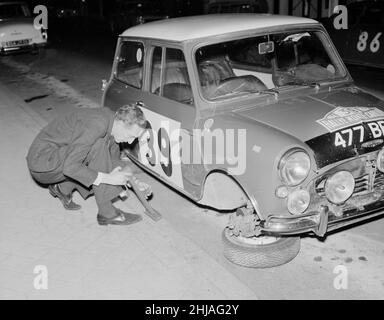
[0,0,383,303]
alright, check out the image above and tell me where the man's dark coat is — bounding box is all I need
[27,108,119,188]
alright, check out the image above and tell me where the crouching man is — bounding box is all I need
[27,103,152,226]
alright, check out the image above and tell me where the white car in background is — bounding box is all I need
[0,1,47,55]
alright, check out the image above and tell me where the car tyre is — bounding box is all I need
[222,227,300,268]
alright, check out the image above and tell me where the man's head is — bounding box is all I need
[111,103,147,144]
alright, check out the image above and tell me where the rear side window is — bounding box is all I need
[116,41,144,89]
[150,47,194,105]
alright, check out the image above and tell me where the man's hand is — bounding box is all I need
[104,166,132,185]
[127,177,152,199]
[137,180,152,199]
[120,165,134,175]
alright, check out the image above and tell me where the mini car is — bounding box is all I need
[102,14,384,267]
[0,1,47,55]
[322,0,383,69]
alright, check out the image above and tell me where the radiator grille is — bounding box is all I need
[374,170,384,190]
[316,173,369,196]
[354,174,369,194]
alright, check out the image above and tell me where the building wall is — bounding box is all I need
[203,0,348,18]
[288,0,340,18]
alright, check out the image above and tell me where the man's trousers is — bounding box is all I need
[29,136,126,212]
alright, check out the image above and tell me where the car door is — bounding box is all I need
[104,39,201,198]
[135,45,198,197]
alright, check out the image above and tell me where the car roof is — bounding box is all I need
[121,14,319,42]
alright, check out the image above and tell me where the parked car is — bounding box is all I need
[322,0,384,69]
[105,0,168,34]
[102,14,384,267]
[0,1,47,55]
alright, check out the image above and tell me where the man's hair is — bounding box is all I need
[114,103,147,128]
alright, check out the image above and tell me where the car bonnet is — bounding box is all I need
[233,86,384,168]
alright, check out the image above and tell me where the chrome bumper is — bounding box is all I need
[0,43,46,55]
[260,204,384,237]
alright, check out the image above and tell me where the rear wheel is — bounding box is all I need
[222,228,300,268]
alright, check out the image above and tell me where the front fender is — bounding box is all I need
[197,112,315,219]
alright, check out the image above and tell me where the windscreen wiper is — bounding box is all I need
[277,80,322,92]
[258,88,279,100]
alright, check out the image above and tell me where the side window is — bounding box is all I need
[164,48,194,105]
[150,47,194,106]
[116,41,144,89]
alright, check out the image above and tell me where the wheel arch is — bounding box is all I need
[197,169,260,214]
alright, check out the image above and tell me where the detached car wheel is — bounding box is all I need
[222,228,300,268]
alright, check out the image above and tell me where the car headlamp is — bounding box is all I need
[377,148,384,172]
[279,149,311,186]
[287,189,310,215]
[325,171,355,204]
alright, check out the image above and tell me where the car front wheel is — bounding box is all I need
[222,227,300,268]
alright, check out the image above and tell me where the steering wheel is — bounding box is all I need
[199,60,222,67]
[206,75,267,99]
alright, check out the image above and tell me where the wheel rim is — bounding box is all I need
[227,229,280,246]
[237,235,280,245]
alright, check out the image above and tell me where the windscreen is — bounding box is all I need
[195,30,346,101]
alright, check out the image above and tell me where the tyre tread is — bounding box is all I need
[222,228,301,268]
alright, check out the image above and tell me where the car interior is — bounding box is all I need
[196,45,270,100]
[151,61,194,105]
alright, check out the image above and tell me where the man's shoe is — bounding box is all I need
[48,184,81,211]
[97,208,142,226]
